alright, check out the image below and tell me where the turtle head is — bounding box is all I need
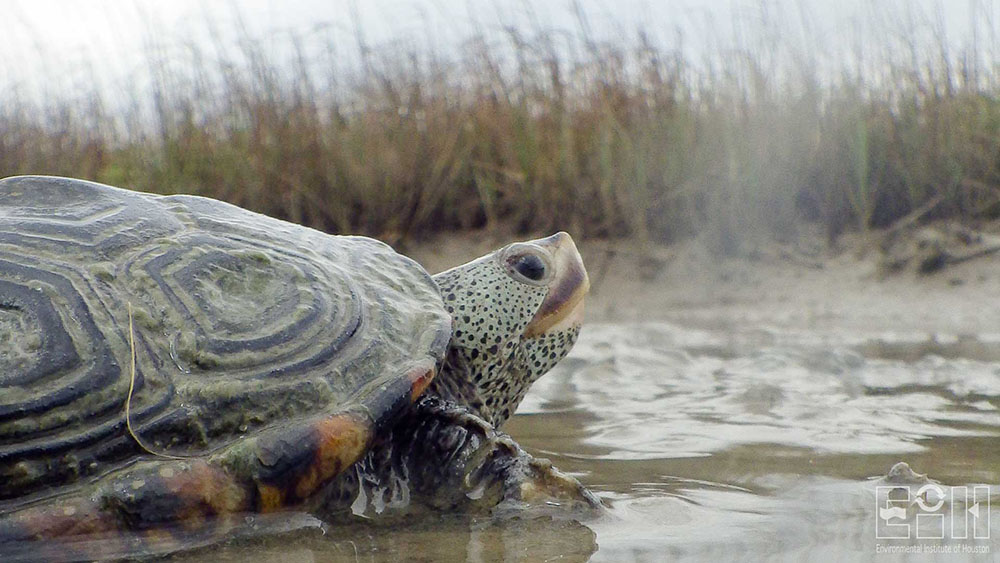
[429,232,589,427]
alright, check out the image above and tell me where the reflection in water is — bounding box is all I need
[163,321,999,561]
[171,516,597,563]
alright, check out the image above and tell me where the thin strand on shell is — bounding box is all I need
[125,302,188,460]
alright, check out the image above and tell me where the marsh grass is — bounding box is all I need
[2,4,998,251]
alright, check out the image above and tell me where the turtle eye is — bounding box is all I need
[513,254,546,281]
[501,243,553,286]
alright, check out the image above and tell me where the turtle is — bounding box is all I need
[0,176,599,559]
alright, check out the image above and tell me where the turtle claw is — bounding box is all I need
[512,457,602,512]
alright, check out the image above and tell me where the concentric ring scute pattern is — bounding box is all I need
[0,177,451,503]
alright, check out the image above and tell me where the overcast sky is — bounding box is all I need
[3,0,994,101]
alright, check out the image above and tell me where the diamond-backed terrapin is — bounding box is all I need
[0,176,598,559]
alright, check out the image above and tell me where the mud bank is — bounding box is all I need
[408,224,1000,336]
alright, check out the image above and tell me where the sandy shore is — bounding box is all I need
[407,224,1000,338]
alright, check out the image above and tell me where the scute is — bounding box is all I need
[0,176,451,504]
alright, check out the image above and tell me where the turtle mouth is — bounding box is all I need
[530,293,585,337]
[524,232,589,338]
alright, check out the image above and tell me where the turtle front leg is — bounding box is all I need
[331,396,602,520]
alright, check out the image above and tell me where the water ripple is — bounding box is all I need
[521,322,1000,459]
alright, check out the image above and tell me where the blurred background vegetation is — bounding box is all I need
[2,2,998,252]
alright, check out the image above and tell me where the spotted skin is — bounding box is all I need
[503,326,582,421]
[431,263,546,425]
[429,233,588,427]
[336,233,596,519]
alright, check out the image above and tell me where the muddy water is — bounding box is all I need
[181,317,1000,562]
[512,321,1000,561]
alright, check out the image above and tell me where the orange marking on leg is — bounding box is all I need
[158,461,250,527]
[1,496,118,540]
[408,364,436,401]
[1,461,252,556]
[257,484,285,513]
[294,415,372,500]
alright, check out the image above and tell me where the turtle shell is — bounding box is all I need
[0,176,451,504]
